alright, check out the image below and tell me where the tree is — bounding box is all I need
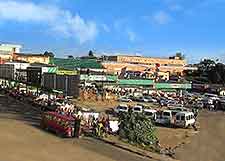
[119,112,157,146]
[88,50,94,57]
[175,52,185,60]
[68,55,74,59]
[44,51,55,57]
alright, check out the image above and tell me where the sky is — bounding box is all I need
[1,0,225,63]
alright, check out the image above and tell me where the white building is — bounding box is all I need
[0,44,22,60]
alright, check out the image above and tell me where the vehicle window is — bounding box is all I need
[134,107,141,111]
[176,115,180,120]
[172,111,177,115]
[145,112,153,116]
[186,116,189,120]
[163,112,170,116]
[122,107,127,110]
[181,116,185,120]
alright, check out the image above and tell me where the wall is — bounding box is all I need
[43,73,80,97]
[13,53,50,64]
[108,55,186,66]
[0,44,22,61]
[102,62,185,75]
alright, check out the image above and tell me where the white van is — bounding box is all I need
[115,104,128,113]
[155,110,173,125]
[132,105,143,113]
[143,109,157,120]
[175,112,195,128]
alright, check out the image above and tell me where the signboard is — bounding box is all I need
[56,69,78,75]
[42,67,58,74]
[80,75,117,82]
[155,83,192,89]
[118,79,154,86]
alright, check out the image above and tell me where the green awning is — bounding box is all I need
[118,79,154,86]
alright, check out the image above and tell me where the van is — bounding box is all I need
[115,104,128,113]
[143,109,157,121]
[175,112,195,128]
[169,107,188,116]
[132,105,143,113]
[155,110,173,125]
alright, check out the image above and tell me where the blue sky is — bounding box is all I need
[0,0,225,63]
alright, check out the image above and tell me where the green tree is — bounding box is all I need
[88,50,94,57]
[119,112,157,146]
[44,51,55,58]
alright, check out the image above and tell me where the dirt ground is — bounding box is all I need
[74,99,197,149]
[156,126,197,148]
[175,110,225,161]
[0,93,154,161]
[73,99,159,112]
[1,93,225,161]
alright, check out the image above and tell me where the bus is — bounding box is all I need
[40,112,75,137]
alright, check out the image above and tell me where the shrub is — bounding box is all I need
[118,112,157,146]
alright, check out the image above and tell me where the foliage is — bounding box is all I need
[88,50,94,57]
[175,52,185,60]
[68,55,74,59]
[44,51,55,57]
[184,59,225,84]
[118,112,157,146]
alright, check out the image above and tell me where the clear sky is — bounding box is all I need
[0,0,225,63]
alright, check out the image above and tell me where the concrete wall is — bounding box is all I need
[13,54,50,64]
[108,55,186,66]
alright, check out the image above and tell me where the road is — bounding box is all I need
[175,110,225,161]
[0,93,153,161]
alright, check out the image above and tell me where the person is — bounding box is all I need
[74,116,81,138]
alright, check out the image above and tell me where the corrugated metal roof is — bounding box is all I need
[51,58,103,69]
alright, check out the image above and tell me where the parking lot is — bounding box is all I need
[0,93,155,161]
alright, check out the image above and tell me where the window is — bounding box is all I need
[163,112,170,116]
[181,116,185,120]
[186,116,190,120]
[134,107,141,111]
[176,115,180,120]
[145,112,153,116]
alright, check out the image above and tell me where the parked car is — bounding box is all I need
[143,109,157,121]
[114,104,129,113]
[169,107,188,116]
[194,101,204,109]
[118,96,132,102]
[143,96,158,103]
[175,111,195,128]
[132,105,143,113]
[167,100,183,108]
[155,110,173,126]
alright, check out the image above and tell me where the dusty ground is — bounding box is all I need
[1,93,225,161]
[175,110,225,161]
[73,99,159,112]
[74,99,197,149]
[156,126,197,148]
[0,93,154,161]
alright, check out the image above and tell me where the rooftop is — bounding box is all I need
[51,58,103,69]
[14,53,49,57]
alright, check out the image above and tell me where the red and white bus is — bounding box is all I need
[40,112,75,137]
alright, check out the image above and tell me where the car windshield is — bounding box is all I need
[133,107,141,111]
[118,106,127,110]
[145,111,153,116]
[163,112,171,116]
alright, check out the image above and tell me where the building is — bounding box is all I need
[13,53,50,64]
[0,44,22,62]
[103,55,186,75]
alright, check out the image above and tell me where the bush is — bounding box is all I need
[118,112,157,146]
